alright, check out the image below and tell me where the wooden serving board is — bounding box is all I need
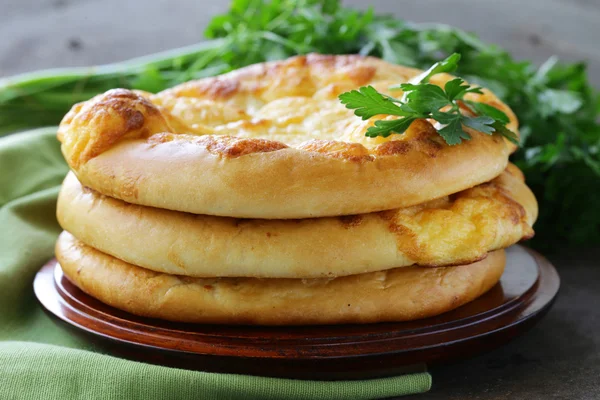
[34,245,559,380]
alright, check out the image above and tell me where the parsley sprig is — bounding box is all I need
[339,54,519,145]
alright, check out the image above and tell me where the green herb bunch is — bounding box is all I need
[0,0,598,249]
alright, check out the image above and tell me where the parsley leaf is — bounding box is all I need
[463,100,519,144]
[338,86,407,119]
[463,100,510,124]
[339,54,519,145]
[461,115,496,134]
[491,121,520,145]
[398,83,449,113]
[444,78,483,100]
[364,118,418,138]
[408,52,461,84]
[439,117,470,145]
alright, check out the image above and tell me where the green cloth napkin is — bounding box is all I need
[0,128,431,399]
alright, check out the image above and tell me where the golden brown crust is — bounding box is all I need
[58,54,519,218]
[57,164,536,278]
[58,89,174,168]
[56,231,506,325]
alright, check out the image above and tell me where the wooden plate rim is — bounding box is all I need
[34,245,560,361]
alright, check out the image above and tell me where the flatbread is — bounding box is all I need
[56,231,506,325]
[57,164,535,278]
[58,54,518,219]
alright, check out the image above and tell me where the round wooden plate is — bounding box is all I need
[34,245,559,380]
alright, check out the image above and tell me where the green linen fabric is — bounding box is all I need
[0,128,431,399]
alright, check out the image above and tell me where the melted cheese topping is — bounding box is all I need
[146,54,516,149]
[58,54,518,169]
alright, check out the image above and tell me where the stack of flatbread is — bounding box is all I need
[55,54,537,325]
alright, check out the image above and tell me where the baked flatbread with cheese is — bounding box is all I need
[58,54,518,219]
[57,231,505,325]
[57,164,535,278]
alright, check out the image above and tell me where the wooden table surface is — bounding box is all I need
[1,1,599,399]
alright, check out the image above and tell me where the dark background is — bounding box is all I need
[1,1,599,399]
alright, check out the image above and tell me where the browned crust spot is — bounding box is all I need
[304,53,364,68]
[195,135,288,158]
[177,78,241,100]
[380,215,422,262]
[413,119,445,157]
[339,215,364,228]
[373,119,444,158]
[59,89,171,167]
[148,132,176,145]
[149,133,288,158]
[298,139,373,163]
[344,66,377,86]
[374,141,412,156]
[494,185,529,226]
